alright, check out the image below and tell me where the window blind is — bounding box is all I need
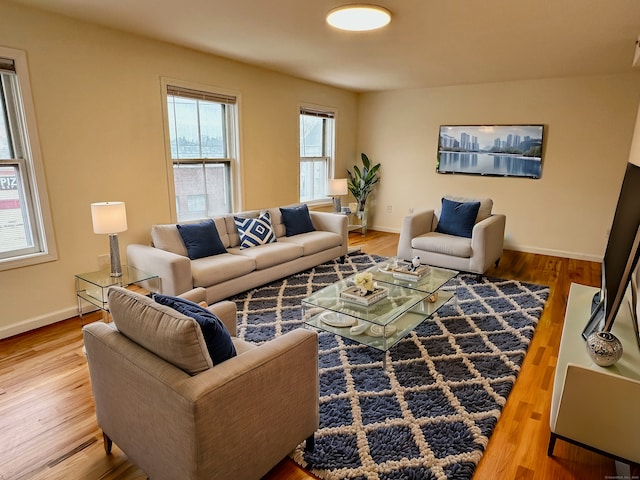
[0,57,16,74]
[166,85,236,104]
[300,107,335,119]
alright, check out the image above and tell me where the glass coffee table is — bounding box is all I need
[302,262,458,367]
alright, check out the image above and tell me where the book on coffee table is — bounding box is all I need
[340,285,389,306]
[389,263,430,281]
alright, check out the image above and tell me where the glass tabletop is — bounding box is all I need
[368,261,458,294]
[302,277,429,327]
[75,266,158,288]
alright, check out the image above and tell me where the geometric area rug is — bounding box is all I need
[229,253,550,480]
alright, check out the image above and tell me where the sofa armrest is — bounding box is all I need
[397,209,435,261]
[310,210,347,236]
[310,210,348,256]
[177,287,238,336]
[206,301,238,337]
[469,214,506,273]
[127,243,193,296]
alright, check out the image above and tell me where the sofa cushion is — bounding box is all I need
[412,232,473,258]
[227,242,303,269]
[151,224,188,256]
[280,204,316,236]
[234,211,277,249]
[108,287,213,375]
[279,230,343,256]
[435,198,481,238]
[177,219,227,260]
[190,252,256,287]
[154,294,237,366]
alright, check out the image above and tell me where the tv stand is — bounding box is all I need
[549,283,640,467]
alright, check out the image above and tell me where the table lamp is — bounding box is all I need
[91,201,127,277]
[328,178,348,212]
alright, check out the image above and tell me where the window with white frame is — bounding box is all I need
[299,107,335,203]
[0,49,56,269]
[165,84,237,222]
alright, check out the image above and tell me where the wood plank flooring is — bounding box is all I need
[0,231,619,479]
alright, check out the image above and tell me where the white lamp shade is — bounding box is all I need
[91,202,127,234]
[328,178,348,196]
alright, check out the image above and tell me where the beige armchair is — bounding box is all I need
[83,287,318,480]
[398,195,506,275]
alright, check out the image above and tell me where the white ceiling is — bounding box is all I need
[9,0,640,92]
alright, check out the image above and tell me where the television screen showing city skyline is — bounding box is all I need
[436,125,544,179]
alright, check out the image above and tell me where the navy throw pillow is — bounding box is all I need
[177,219,226,260]
[279,204,316,236]
[435,198,481,238]
[154,294,237,366]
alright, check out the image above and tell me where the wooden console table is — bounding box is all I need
[549,283,640,466]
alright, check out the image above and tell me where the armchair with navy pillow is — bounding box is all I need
[397,195,506,274]
[82,286,318,480]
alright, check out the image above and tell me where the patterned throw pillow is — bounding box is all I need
[234,211,277,249]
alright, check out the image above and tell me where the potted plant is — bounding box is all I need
[346,153,381,213]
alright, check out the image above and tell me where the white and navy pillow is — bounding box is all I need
[234,211,277,249]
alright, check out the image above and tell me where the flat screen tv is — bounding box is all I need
[436,125,544,179]
[582,162,640,348]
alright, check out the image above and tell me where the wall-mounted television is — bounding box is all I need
[582,162,640,348]
[437,125,544,179]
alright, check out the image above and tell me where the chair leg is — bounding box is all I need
[305,433,315,452]
[340,255,346,264]
[103,432,113,455]
[495,258,500,267]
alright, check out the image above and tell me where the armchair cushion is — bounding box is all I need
[154,294,237,366]
[435,198,481,238]
[280,204,316,236]
[177,219,227,260]
[108,287,213,375]
[234,211,277,249]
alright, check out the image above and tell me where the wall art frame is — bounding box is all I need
[436,124,545,179]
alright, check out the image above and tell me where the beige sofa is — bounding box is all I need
[127,206,348,304]
[83,286,319,480]
[397,196,506,275]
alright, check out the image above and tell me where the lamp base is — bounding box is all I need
[332,197,342,213]
[108,233,123,277]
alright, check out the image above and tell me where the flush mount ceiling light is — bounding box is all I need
[326,4,391,31]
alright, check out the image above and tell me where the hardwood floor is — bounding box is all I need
[0,231,618,479]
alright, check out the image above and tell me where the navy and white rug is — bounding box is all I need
[230,253,550,480]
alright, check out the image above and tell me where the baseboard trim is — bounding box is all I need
[0,306,78,340]
[505,244,601,262]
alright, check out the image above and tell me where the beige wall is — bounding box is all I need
[3,1,640,339]
[358,75,640,260]
[0,1,358,338]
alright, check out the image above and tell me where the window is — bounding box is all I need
[299,107,335,203]
[0,48,56,269]
[164,84,238,222]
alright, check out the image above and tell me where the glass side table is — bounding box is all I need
[75,266,160,321]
